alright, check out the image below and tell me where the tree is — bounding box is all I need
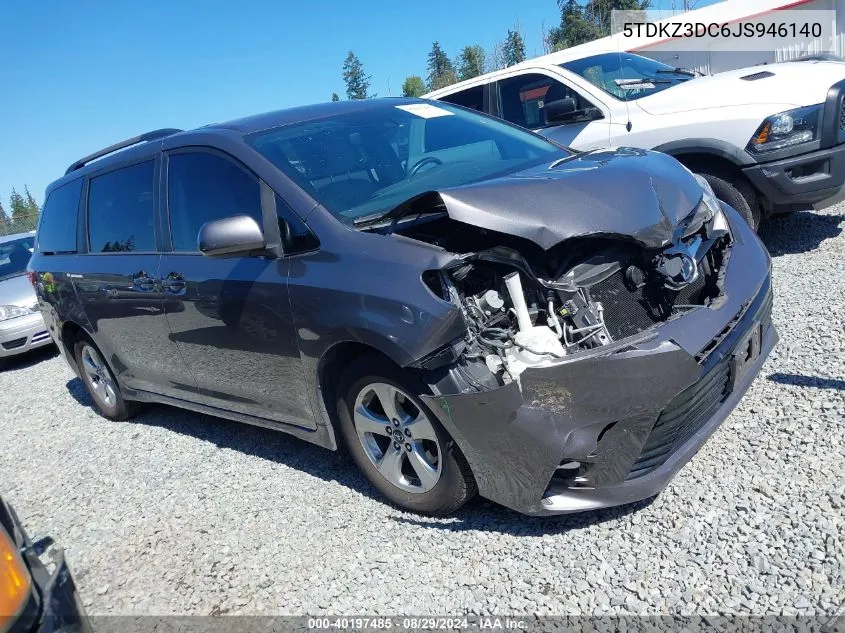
[342,52,373,100]
[548,0,649,50]
[547,0,602,51]
[502,28,526,67]
[8,189,26,219]
[457,45,486,81]
[401,75,426,97]
[586,0,650,35]
[23,186,39,217]
[0,197,9,234]
[426,42,457,91]
[330,92,340,102]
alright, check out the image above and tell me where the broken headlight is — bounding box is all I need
[747,104,822,154]
[682,174,722,236]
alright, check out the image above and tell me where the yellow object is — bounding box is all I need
[753,122,771,146]
[0,528,31,632]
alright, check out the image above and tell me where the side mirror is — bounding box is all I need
[543,97,577,124]
[198,215,266,258]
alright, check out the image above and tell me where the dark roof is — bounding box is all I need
[205,97,423,134]
[48,97,427,195]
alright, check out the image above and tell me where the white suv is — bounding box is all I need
[426,50,845,230]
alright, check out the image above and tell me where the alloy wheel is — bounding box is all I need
[80,344,117,408]
[353,382,442,493]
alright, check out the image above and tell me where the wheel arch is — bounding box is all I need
[652,138,755,168]
[657,143,766,214]
[315,341,402,449]
[59,320,88,375]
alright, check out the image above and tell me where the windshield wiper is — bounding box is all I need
[352,211,390,227]
[614,77,673,88]
[655,67,701,77]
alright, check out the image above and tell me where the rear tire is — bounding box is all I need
[697,169,761,231]
[74,340,137,421]
[336,355,476,515]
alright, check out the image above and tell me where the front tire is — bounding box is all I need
[697,169,761,231]
[336,355,476,515]
[74,340,137,421]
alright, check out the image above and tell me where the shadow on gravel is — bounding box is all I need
[66,376,659,529]
[390,495,656,536]
[768,372,845,391]
[758,210,843,256]
[0,345,58,372]
[65,377,383,504]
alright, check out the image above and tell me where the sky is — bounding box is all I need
[0,0,718,206]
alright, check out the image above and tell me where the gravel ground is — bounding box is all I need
[1,205,843,618]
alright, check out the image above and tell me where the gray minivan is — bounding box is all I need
[29,98,776,516]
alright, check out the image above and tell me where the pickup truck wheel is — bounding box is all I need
[697,170,761,231]
[336,355,477,515]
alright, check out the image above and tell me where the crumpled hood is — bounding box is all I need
[436,147,703,250]
[637,60,845,116]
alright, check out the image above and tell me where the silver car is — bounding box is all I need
[0,232,52,366]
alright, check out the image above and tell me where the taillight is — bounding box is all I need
[25,272,37,287]
[0,528,32,631]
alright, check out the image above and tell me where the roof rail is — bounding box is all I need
[65,128,183,175]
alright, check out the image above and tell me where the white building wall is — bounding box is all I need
[637,0,843,74]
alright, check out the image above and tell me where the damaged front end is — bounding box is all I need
[386,157,777,515]
[408,169,733,386]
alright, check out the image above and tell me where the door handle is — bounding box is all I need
[132,272,157,291]
[162,272,186,294]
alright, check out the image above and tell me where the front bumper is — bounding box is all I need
[422,205,777,516]
[743,77,845,209]
[743,142,845,208]
[0,312,52,359]
[0,497,91,633]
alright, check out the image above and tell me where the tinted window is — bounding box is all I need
[88,162,156,253]
[276,195,318,254]
[497,74,595,128]
[248,101,564,222]
[439,86,484,112]
[167,152,262,252]
[0,236,35,280]
[37,179,82,254]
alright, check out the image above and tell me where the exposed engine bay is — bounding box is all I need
[398,189,733,384]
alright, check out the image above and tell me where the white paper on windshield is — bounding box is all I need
[395,103,453,119]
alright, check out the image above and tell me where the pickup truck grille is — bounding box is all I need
[840,100,845,131]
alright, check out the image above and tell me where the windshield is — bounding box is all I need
[0,236,35,281]
[247,101,567,223]
[561,53,693,100]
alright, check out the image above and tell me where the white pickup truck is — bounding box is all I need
[426,50,845,229]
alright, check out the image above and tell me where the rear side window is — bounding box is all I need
[37,179,83,254]
[167,152,262,252]
[87,162,156,253]
[439,86,485,112]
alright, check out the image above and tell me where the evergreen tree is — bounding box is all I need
[586,0,650,35]
[502,29,526,67]
[548,0,602,51]
[426,42,457,91]
[330,92,340,102]
[401,75,426,97]
[23,185,39,217]
[0,197,9,233]
[342,52,373,100]
[8,189,26,219]
[457,45,487,81]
